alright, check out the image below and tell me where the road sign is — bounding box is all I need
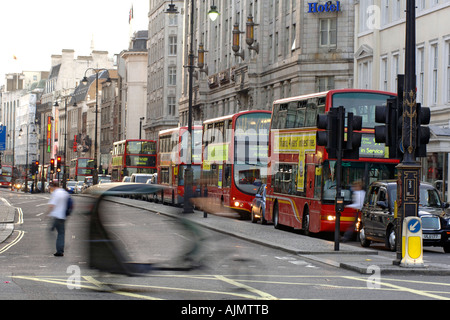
[0,125,6,151]
[401,216,424,267]
[407,219,420,233]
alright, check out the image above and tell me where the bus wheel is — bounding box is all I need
[302,209,310,236]
[273,203,281,230]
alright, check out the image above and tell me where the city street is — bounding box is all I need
[1,190,450,304]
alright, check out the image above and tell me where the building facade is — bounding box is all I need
[175,0,355,127]
[119,30,149,141]
[354,0,450,195]
[146,0,184,141]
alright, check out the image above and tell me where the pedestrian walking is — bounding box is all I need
[46,181,70,257]
[343,180,366,242]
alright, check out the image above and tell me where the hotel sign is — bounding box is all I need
[308,1,341,13]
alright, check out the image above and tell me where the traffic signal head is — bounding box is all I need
[415,103,431,158]
[375,98,402,160]
[317,108,340,159]
[50,159,55,173]
[56,156,62,172]
[344,112,362,159]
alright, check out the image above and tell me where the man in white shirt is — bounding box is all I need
[47,182,69,257]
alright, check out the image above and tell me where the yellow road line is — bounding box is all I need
[0,230,24,255]
[343,276,450,300]
[214,275,278,300]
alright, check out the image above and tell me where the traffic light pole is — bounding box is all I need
[334,106,345,251]
[394,0,423,267]
[317,106,362,251]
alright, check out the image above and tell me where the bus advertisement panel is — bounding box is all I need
[266,89,398,234]
[157,126,202,205]
[202,110,271,218]
[111,139,157,182]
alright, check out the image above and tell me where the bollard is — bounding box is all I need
[400,216,424,267]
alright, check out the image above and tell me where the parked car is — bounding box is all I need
[122,176,131,183]
[251,184,267,224]
[359,180,450,253]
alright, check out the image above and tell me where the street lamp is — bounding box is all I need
[54,93,74,189]
[81,68,112,185]
[208,1,219,21]
[166,0,219,213]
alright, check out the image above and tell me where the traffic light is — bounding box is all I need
[344,112,363,159]
[35,161,39,174]
[50,158,55,173]
[317,107,362,160]
[416,103,431,157]
[317,107,340,159]
[57,156,62,173]
[375,98,402,160]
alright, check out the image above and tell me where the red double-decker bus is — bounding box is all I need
[265,89,399,234]
[69,158,95,181]
[201,110,272,218]
[0,165,13,188]
[111,140,157,182]
[156,126,202,205]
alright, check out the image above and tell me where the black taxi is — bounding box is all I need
[359,180,450,253]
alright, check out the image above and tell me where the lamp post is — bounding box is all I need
[166,0,218,213]
[81,69,111,186]
[54,93,74,189]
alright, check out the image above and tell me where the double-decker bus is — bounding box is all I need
[69,158,95,181]
[266,89,399,234]
[156,126,202,205]
[111,139,157,182]
[202,110,272,218]
[0,165,13,188]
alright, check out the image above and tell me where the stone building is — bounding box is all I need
[146,0,184,141]
[176,0,355,126]
[354,0,450,196]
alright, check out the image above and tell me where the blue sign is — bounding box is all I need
[308,1,341,13]
[0,126,6,151]
[407,218,421,233]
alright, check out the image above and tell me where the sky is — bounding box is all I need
[0,0,149,87]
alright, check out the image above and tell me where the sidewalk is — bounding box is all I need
[0,197,16,244]
[109,196,450,275]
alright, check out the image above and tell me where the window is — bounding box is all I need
[168,35,177,55]
[447,41,450,103]
[392,53,399,91]
[271,97,326,129]
[317,77,335,92]
[431,43,439,105]
[168,96,176,116]
[320,18,337,47]
[168,66,177,86]
[359,60,372,89]
[417,47,425,103]
[381,56,388,91]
